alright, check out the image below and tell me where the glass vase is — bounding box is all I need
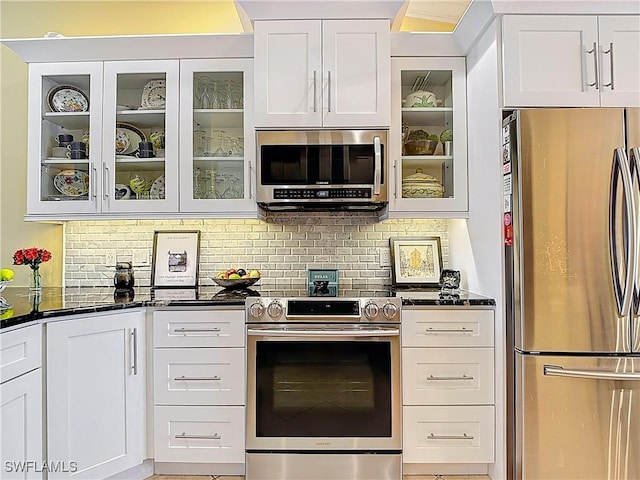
[30,267,42,291]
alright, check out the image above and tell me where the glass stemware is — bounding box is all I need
[211,129,229,157]
[193,168,203,199]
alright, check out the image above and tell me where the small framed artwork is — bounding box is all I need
[307,269,339,297]
[151,230,201,288]
[390,236,443,287]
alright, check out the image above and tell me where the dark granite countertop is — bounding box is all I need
[0,285,494,331]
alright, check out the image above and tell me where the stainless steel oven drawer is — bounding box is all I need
[246,452,401,480]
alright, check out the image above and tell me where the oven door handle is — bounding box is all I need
[246,328,399,337]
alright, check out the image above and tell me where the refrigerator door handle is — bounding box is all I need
[609,147,637,317]
[630,146,640,315]
[544,364,640,381]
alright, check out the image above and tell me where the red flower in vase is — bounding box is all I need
[13,247,52,269]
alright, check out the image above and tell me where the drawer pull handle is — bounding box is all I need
[175,432,221,440]
[173,375,221,381]
[173,327,221,333]
[426,327,474,333]
[426,374,474,381]
[427,433,474,440]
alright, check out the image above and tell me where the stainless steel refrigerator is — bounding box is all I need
[503,108,640,480]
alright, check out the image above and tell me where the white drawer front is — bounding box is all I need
[402,348,494,405]
[154,405,245,463]
[402,309,494,347]
[154,348,245,405]
[154,310,244,347]
[1,324,41,383]
[403,405,495,463]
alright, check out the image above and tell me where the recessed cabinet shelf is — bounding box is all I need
[193,110,244,128]
[193,156,244,163]
[115,158,165,172]
[43,157,91,164]
[43,111,90,129]
[116,109,165,127]
[401,107,453,127]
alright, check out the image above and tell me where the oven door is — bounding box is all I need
[246,324,401,451]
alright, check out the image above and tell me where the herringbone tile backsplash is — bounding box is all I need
[64,213,448,288]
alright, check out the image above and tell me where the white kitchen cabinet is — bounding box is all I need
[26,60,179,218]
[253,19,390,128]
[389,57,468,216]
[46,311,145,479]
[152,308,245,475]
[102,60,179,214]
[502,15,640,107]
[179,59,256,214]
[1,325,43,480]
[25,56,256,220]
[401,307,495,469]
[27,62,104,216]
[0,370,43,480]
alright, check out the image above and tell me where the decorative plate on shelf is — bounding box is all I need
[140,79,166,110]
[150,175,165,200]
[47,85,89,112]
[115,122,146,155]
[53,169,90,196]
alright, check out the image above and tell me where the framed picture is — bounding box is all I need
[151,230,201,288]
[390,236,443,287]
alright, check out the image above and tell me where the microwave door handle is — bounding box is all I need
[373,136,382,195]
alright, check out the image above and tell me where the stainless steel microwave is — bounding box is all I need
[256,130,388,211]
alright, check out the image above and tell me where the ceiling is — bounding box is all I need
[404,0,472,30]
[233,0,473,32]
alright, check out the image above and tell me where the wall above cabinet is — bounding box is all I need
[234,0,405,25]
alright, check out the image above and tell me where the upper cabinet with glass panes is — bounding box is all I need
[23,54,255,220]
[179,59,255,214]
[388,57,468,217]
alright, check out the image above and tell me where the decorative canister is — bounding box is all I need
[114,262,135,291]
[401,168,444,198]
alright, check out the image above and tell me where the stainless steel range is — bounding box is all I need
[245,296,402,480]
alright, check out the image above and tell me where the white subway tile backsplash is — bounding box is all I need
[64,214,449,288]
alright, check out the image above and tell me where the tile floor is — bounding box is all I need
[148,475,490,480]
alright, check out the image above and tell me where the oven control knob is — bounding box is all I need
[267,301,283,318]
[363,301,380,319]
[248,301,265,319]
[382,302,399,319]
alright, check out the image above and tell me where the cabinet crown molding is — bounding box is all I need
[1,33,253,64]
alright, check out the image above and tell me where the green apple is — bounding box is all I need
[0,268,14,281]
[228,273,241,279]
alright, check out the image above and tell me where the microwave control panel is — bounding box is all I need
[273,188,372,199]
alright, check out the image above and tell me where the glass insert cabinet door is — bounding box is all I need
[179,59,255,213]
[27,62,104,215]
[390,57,468,214]
[102,60,179,213]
